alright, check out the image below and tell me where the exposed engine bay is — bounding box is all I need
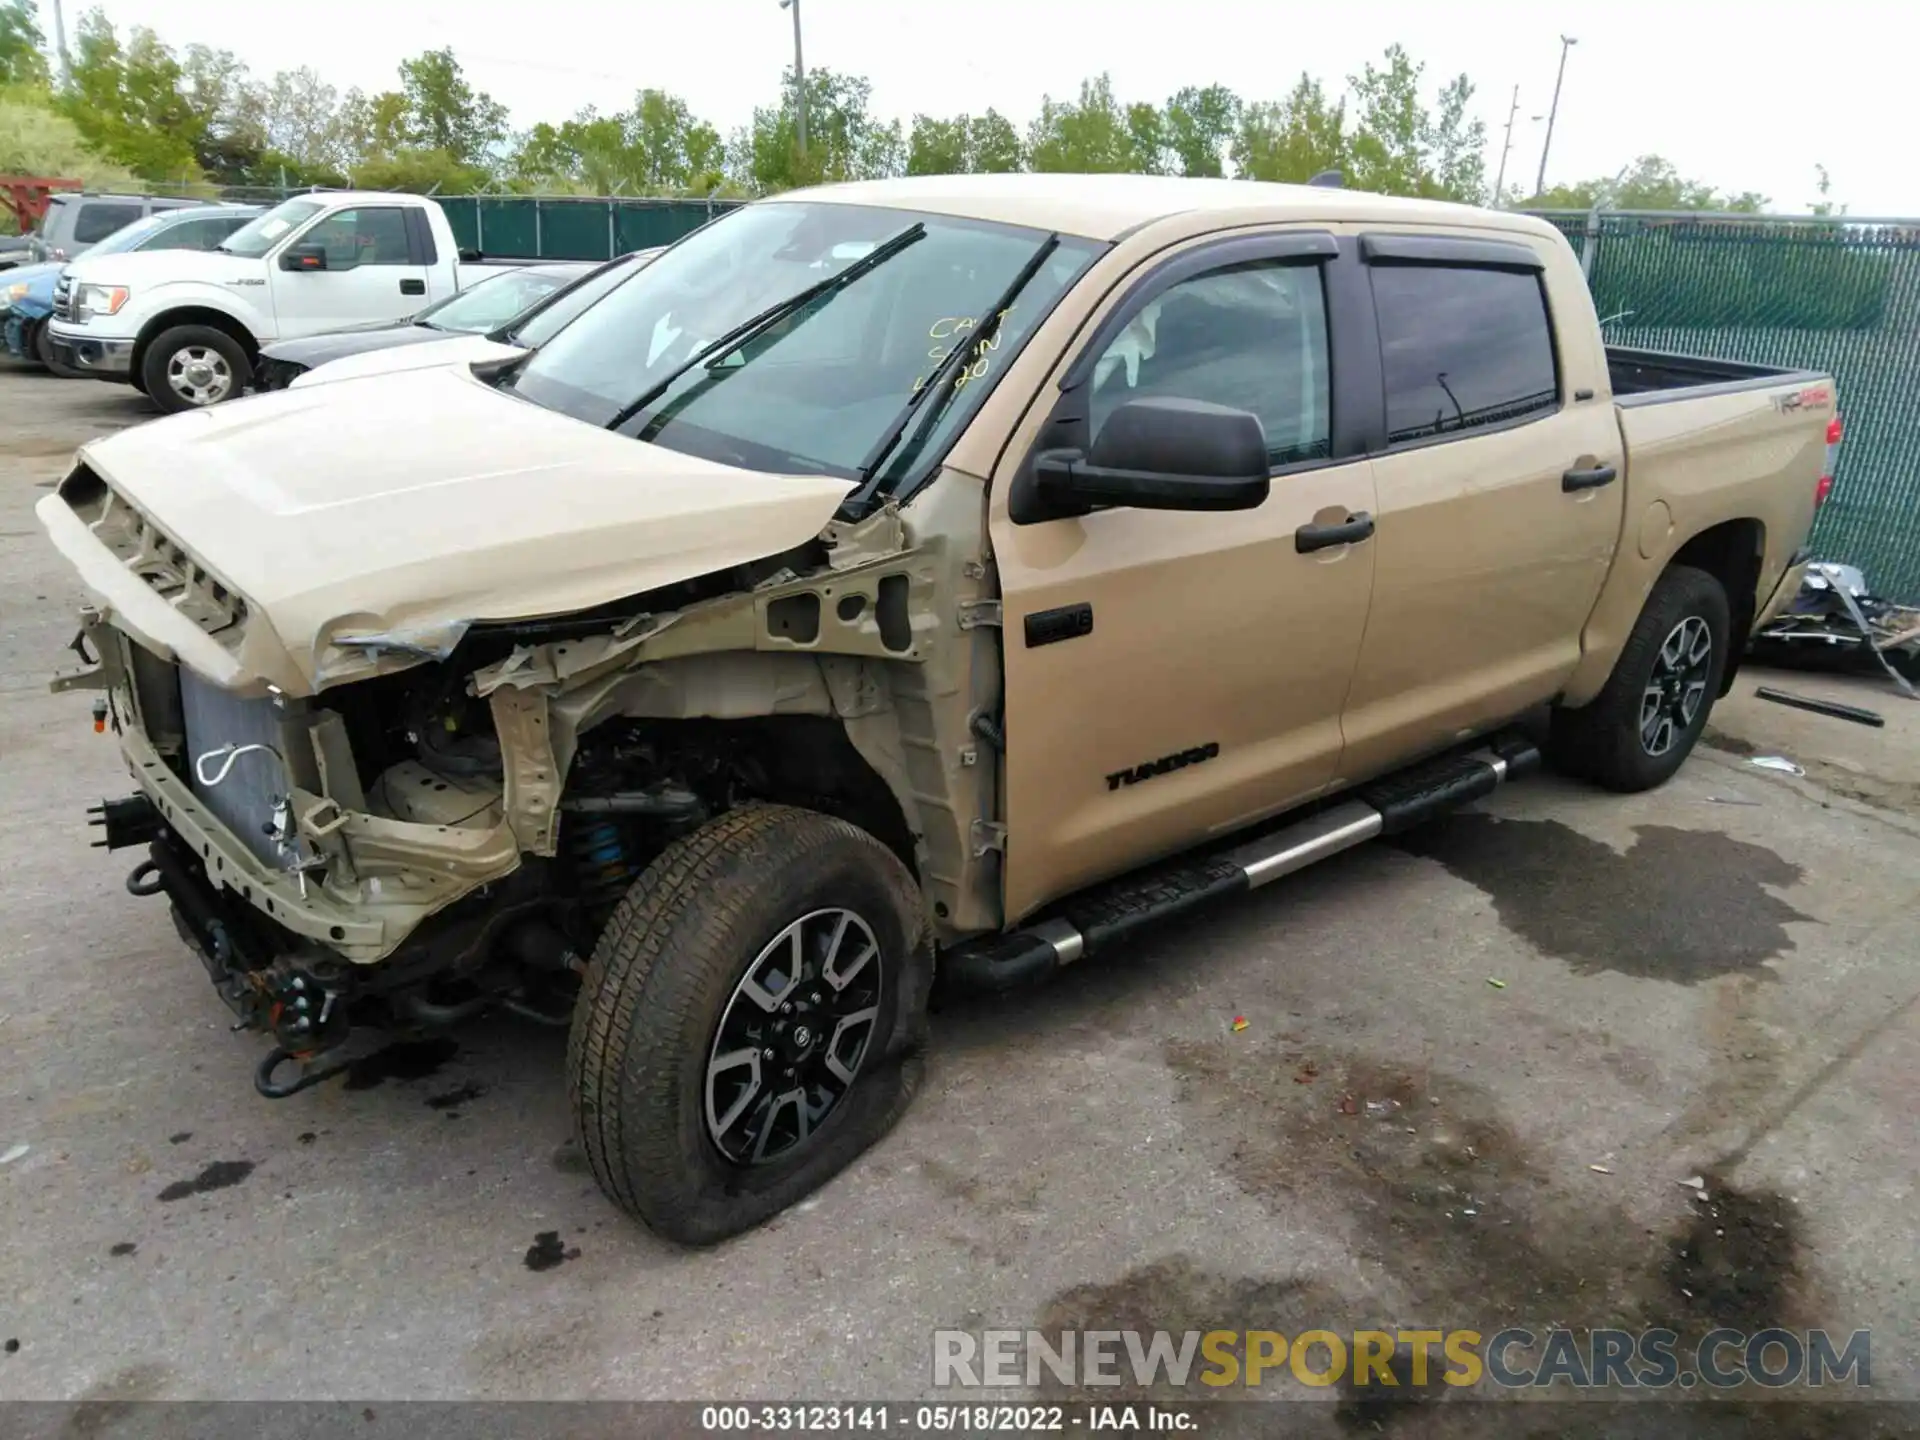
[70,485,998,1102]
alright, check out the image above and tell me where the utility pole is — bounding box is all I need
[779,0,807,159]
[1533,35,1577,199]
[50,0,72,88]
[1492,85,1520,207]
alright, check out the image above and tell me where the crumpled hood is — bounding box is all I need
[284,333,524,388]
[51,363,855,694]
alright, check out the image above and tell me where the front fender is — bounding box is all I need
[126,283,271,348]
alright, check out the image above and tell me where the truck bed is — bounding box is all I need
[1607,345,1827,406]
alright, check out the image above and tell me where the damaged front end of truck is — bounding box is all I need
[43,444,1002,1101]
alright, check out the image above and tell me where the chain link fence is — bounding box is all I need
[1536,209,1920,602]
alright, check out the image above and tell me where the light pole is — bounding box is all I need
[1533,35,1577,199]
[1492,84,1520,207]
[779,0,807,159]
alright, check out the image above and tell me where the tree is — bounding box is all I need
[1,0,46,86]
[746,66,901,191]
[0,89,139,212]
[511,90,724,194]
[904,109,1025,176]
[248,67,355,176]
[1027,74,1151,174]
[969,109,1024,172]
[1808,164,1844,218]
[1232,73,1345,183]
[1426,73,1486,204]
[1164,84,1240,178]
[397,48,507,165]
[1530,155,1766,213]
[59,13,204,181]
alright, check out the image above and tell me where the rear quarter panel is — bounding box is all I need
[1560,380,1829,707]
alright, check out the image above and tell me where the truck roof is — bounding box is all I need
[781,172,1562,244]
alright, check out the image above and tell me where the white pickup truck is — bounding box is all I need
[47,190,529,413]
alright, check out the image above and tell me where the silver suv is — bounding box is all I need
[30,193,206,263]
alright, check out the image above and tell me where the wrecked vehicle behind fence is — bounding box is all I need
[38,174,1833,1245]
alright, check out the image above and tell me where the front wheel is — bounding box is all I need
[140,324,251,413]
[567,805,931,1245]
[1547,563,1731,792]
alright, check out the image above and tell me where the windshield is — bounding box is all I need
[508,253,652,348]
[507,202,1103,485]
[416,267,575,333]
[218,198,325,258]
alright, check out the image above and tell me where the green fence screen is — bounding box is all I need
[436,196,741,262]
[1536,210,1920,601]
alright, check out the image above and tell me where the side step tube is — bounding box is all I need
[944,732,1539,994]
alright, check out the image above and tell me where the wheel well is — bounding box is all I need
[131,308,260,379]
[566,714,918,876]
[1670,519,1764,696]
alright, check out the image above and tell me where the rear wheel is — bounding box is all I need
[140,324,251,413]
[567,804,931,1245]
[1548,563,1731,792]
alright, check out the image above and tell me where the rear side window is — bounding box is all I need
[73,203,143,244]
[1088,260,1332,467]
[1372,265,1559,444]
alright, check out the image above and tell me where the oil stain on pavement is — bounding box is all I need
[1014,1039,1845,1433]
[1393,818,1812,982]
[155,1160,254,1203]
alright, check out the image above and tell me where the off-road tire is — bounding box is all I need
[30,318,79,378]
[1548,563,1731,792]
[140,324,251,413]
[567,804,932,1245]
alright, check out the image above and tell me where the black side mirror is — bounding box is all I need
[1034,396,1271,514]
[281,243,327,272]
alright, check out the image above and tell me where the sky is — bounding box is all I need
[60,0,1915,216]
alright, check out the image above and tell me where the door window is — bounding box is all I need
[299,208,412,269]
[1088,260,1331,467]
[1371,264,1559,444]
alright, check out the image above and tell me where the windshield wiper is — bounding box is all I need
[853,233,1060,497]
[603,221,926,434]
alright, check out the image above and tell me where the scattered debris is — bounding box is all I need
[1337,1093,1359,1115]
[1230,1015,1248,1033]
[1293,1059,1319,1084]
[1365,1098,1401,1118]
[1748,756,1807,776]
[1755,686,1885,727]
[109,1242,136,1257]
[1678,1174,1705,1190]
[1752,560,1920,697]
[1704,793,1762,806]
[167,1132,191,1145]
[0,1144,27,1166]
[1485,977,1507,990]
[1589,1164,1614,1175]
[3,1339,16,1355]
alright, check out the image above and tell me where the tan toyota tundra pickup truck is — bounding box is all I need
[37,174,1836,1244]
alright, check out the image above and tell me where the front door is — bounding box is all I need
[989,232,1379,924]
[1336,234,1627,782]
[270,206,429,338]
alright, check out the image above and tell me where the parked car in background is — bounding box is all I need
[264,246,666,392]
[46,191,535,413]
[0,233,33,272]
[6,205,262,373]
[28,192,209,264]
[252,260,594,390]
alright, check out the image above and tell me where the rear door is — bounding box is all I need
[270,205,430,336]
[1335,232,1624,781]
[989,230,1380,923]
